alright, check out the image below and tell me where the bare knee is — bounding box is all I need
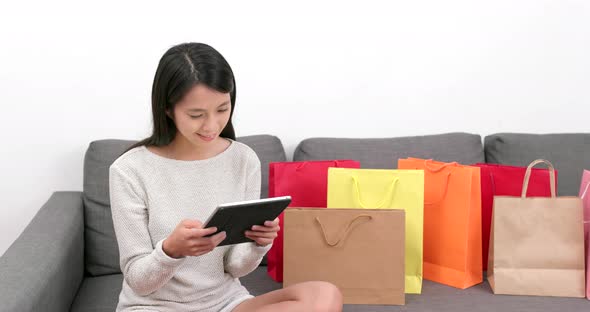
[309,281,343,312]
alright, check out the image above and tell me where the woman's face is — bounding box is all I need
[169,84,232,148]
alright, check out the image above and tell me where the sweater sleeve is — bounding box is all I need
[224,153,271,278]
[110,164,186,296]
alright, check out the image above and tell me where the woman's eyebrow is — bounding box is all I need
[187,101,230,112]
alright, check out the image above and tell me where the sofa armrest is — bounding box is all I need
[0,191,85,312]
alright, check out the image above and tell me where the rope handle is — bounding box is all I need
[315,214,373,247]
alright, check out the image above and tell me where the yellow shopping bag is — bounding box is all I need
[327,168,424,294]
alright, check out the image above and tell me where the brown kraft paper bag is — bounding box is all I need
[283,208,405,305]
[488,159,585,297]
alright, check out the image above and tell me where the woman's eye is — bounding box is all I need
[218,109,229,113]
[189,115,203,119]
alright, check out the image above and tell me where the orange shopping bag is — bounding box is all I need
[398,158,482,289]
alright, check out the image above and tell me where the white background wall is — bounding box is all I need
[1,0,589,256]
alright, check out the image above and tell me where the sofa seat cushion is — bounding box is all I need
[69,269,590,311]
[70,274,122,312]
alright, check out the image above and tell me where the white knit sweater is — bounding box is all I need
[109,140,271,312]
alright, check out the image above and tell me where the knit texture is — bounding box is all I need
[109,140,271,312]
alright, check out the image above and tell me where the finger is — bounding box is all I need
[245,231,278,239]
[251,225,280,232]
[212,231,227,246]
[192,231,225,247]
[190,240,215,255]
[191,238,215,248]
[183,219,203,229]
[190,227,218,238]
[264,219,280,227]
[212,231,226,241]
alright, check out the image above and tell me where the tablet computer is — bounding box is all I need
[203,196,292,246]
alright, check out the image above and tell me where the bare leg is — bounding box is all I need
[232,281,343,312]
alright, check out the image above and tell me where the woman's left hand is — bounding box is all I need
[245,218,280,247]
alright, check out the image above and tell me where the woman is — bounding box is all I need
[110,42,342,312]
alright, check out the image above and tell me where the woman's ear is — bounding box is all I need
[165,110,173,120]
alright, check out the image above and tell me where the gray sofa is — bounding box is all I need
[1,132,589,312]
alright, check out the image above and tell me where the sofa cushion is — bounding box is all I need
[484,133,590,196]
[68,269,283,312]
[69,269,590,312]
[83,135,286,276]
[293,132,484,167]
[235,135,288,198]
[83,140,135,277]
[70,274,122,312]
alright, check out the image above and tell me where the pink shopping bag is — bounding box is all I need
[579,170,590,299]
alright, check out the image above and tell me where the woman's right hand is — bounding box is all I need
[162,219,227,259]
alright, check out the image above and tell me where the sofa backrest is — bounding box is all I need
[484,133,590,196]
[293,132,485,167]
[83,135,286,276]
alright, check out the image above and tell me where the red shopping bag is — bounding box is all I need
[472,163,557,271]
[267,160,361,282]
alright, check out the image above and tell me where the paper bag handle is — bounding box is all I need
[425,172,451,205]
[351,175,399,208]
[424,159,458,172]
[296,160,343,171]
[489,172,497,196]
[581,182,589,199]
[418,159,455,205]
[315,214,372,247]
[522,159,556,198]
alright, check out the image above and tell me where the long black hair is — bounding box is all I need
[126,43,236,152]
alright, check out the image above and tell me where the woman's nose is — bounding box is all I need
[201,116,216,131]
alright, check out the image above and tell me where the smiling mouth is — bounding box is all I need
[197,133,216,141]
